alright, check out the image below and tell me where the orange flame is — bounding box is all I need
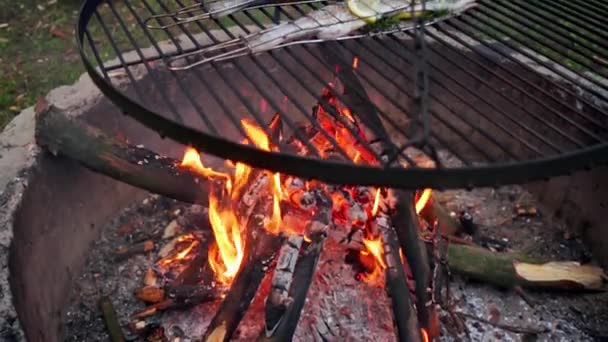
[157,234,199,267]
[371,188,381,217]
[181,147,231,186]
[266,172,282,234]
[360,235,386,284]
[242,119,270,151]
[207,194,244,284]
[352,56,359,70]
[415,188,432,214]
[421,328,430,342]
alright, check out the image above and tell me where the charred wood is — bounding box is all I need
[35,106,209,206]
[265,234,304,332]
[377,214,421,342]
[259,191,332,342]
[390,190,431,330]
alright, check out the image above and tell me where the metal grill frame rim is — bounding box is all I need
[76,0,608,189]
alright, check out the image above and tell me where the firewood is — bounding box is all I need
[444,243,606,290]
[35,106,209,206]
[115,240,155,261]
[131,284,220,320]
[377,214,421,342]
[99,296,126,342]
[164,284,219,304]
[203,199,283,342]
[265,234,304,331]
[134,286,165,304]
[260,232,327,342]
[259,191,332,342]
[390,190,431,330]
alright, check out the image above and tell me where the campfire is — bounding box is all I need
[30,51,600,340]
[117,72,441,341]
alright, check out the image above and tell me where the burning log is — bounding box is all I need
[390,190,431,330]
[99,296,126,342]
[35,106,209,206]
[265,234,304,333]
[202,200,283,342]
[260,232,327,342]
[376,214,421,342]
[259,191,332,342]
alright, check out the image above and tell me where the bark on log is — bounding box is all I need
[391,190,431,330]
[35,106,209,205]
[378,214,421,342]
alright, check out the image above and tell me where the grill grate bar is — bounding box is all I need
[469,8,608,92]
[438,20,608,120]
[508,0,608,55]
[78,0,608,188]
[92,10,153,115]
[123,0,219,134]
[84,28,112,83]
[561,0,608,25]
[399,31,569,154]
[346,36,515,162]
[380,33,550,157]
[226,9,388,161]
[485,0,608,79]
[330,39,496,163]
[104,1,186,123]
[432,24,608,132]
[424,29,606,144]
[538,0,608,42]
[165,0,329,159]
[456,15,608,104]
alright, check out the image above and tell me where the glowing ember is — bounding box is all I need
[352,56,359,69]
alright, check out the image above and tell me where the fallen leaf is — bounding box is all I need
[514,261,606,290]
[0,23,8,29]
[0,37,8,44]
[9,106,20,113]
[50,26,69,40]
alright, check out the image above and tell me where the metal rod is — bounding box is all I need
[481,1,608,79]
[104,1,185,123]
[424,28,605,143]
[439,19,608,119]
[468,9,608,92]
[123,0,218,133]
[506,0,608,54]
[456,15,608,103]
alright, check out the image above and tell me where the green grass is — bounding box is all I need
[0,1,277,130]
[0,0,86,129]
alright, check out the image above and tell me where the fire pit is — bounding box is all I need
[2,0,608,341]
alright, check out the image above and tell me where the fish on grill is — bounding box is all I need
[167,0,475,69]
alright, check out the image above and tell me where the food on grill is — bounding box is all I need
[204,0,263,18]
[176,0,475,67]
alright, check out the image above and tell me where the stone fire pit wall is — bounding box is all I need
[0,60,607,341]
